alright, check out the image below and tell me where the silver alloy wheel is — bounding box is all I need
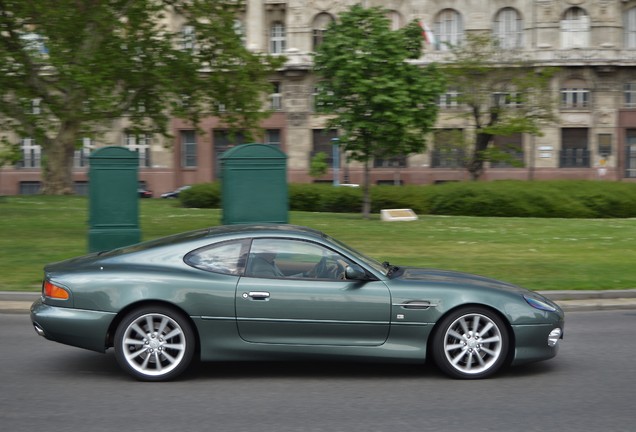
[119,312,188,377]
[442,313,503,375]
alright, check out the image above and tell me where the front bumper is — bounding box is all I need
[511,321,564,365]
[30,297,115,353]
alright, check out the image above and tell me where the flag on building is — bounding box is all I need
[419,20,436,46]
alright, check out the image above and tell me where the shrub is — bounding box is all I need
[180,180,636,218]
[179,183,221,208]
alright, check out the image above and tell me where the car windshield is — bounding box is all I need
[324,234,388,276]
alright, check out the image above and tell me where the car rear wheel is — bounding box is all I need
[114,306,195,381]
[432,307,509,379]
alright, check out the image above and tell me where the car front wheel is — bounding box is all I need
[114,306,195,381]
[432,307,509,379]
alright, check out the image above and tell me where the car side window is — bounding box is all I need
[246,238,352,280]
[185,240,249,275]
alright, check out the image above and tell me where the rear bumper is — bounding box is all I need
[30,297,115,353]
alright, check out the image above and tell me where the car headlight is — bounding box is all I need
[524,295,558,312]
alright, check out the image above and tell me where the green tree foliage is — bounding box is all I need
[445,34,557,180]
[0,0,282,194]
[309,151,328,178]
[313,5,445,218]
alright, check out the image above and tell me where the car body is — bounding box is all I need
[160,185,190,199]
[31,224,564,381]
[138,188,153,198]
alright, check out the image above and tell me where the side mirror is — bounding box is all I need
[345,264,367,280]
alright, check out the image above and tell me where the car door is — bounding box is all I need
[235,238,391,346]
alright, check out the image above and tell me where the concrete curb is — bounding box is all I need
[3,290,636,314]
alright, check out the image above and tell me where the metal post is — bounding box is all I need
[331,137,340,186]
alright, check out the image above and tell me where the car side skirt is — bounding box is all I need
[194,317,433,363]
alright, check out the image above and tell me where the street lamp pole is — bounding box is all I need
[331,137,340,186]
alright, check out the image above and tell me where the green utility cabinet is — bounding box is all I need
[88,146,141,252]
[220,143,288,225]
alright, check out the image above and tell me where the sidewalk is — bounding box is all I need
[2,289,636,314]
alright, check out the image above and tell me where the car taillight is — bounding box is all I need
[43,280,69,300]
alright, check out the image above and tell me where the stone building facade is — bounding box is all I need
[3,0,636,195]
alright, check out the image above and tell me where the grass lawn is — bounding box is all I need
[2,195,635,292]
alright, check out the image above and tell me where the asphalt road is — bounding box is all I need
[1,310,635,432]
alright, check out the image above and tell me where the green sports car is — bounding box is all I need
[31,224,564,381]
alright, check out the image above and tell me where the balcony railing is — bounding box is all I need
[413,48,636,67]
[283,48,636,70]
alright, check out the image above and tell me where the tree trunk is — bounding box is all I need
[41,122,80,195]
[467,131,493,181]
[362,159,371,219]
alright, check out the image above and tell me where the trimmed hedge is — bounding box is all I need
[179,180,636,218]
[179,182,221,208]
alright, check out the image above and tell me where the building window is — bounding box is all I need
[270,82,282,111]
[74,181,89,196]
[181,25,196,51]
[311,129,338,165]
[180,130,197,168]
[18,138,41,168]
[490,134,524,168]
[431,129,465,168]
[125,133,151,168]
[31,98,41,115]
[74,137,93,168]
[626,129,636,178]
[374,156,407,168]
[435,9,463,51]
[624,83,636,107]
[561,79,590,109]
[19,181,42,195]
[439,88,460,109]
[493,91,522,108]
[270,22,286,54]
[213,130,247,178]
[312,13,333,51]
[233,19,245,46]
[385,10,403,31]
[625,8,636,49]
[560,128,590,168]
[494,8,523,49]
[561,7,589,49]
[20,32,48,57]
[265,129,281,148]
[312,84,334,113]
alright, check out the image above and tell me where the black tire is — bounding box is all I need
[432,306,509,379]
[114,305,195,381]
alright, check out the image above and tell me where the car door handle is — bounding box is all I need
[244,291,270,300]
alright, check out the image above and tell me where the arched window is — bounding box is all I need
[385,10,403,31]
[312,13,333,51]
[561,7,589,49]
[624,7,636,49]
[270,22,286,54]
[494,7,523,49]
[435,9,463,51]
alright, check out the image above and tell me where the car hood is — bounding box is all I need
[394,267,531,295]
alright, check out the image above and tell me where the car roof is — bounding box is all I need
[205,224,326,240]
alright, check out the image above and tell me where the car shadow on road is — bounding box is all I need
[44,350,560,382]
[186,360,445,381]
